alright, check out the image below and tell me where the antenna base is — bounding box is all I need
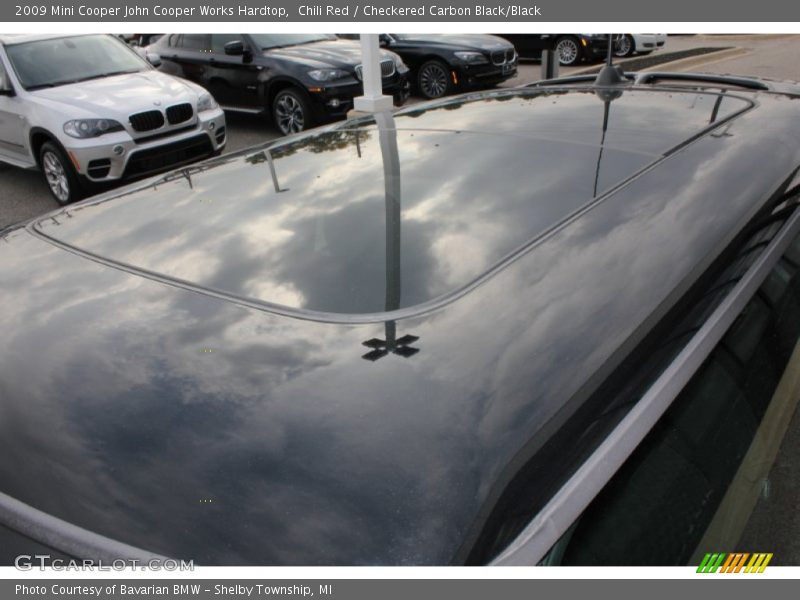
[594,65,627,87]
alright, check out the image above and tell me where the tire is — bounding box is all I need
[554,36,582,66]
[417,60,453,99]
[272,88,313,136]
[614,35,635,58]
[39,141,83,206]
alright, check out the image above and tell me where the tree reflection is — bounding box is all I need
[270,129,373,160]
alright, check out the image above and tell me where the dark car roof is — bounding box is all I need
[3,84,800,565]
[391,33,513,49]
[34,88,750,319]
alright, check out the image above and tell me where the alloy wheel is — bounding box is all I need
[42,151,70,204]
[614,36,633,57]
[556,39,580,66]
[419,63,449,98]
[275,93,305,135]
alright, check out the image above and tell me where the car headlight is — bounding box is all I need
[63,119,124,139]
[307,69,349,82]
[391,55,410,74]
[454,51,489,65]
[197,92,219,112]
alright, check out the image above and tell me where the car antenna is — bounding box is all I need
[592,35,626,196]
[594,34,627,86]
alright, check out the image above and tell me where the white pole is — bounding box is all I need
[353,34,393,113]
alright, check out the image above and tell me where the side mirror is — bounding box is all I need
[224,40,245,56]
[0,72,14,96]
[146,52,162,68]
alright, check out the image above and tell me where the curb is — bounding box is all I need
[568,46,748,77]
[640,46,750,73]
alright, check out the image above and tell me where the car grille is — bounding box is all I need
[355,59,396,81]
[129,110,165,132]
[133,124,197,145]
[166,103,194,125]
[123,134,213,179]
[491,48,516,65]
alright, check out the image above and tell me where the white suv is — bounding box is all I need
[0,34,226,204]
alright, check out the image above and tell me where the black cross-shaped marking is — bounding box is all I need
[362,333,420,361]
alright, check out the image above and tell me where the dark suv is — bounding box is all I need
[150,33,410,135]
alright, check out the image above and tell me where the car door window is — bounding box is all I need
[0,57,27,158]
[180,34,211,53]
[0,60,9,91]
[211,35,243,55]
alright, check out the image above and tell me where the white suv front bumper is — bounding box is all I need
[62,107,226,183]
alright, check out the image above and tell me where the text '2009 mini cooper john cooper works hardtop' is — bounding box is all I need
[1,70,800,566]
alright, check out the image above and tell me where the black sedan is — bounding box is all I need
[150,33,410,135]
[341,33,517,99]
[497,34,615,66]
[2,71,800,566]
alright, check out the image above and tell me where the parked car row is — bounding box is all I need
[1,32,665,206]
[149,34,412,135]
[496,34,667,65]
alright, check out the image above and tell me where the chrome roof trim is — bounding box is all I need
[0,489,170,562]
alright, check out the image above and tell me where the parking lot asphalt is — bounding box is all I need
[0,161,56,229]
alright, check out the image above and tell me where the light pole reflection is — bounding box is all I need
[361,110,420,362]
[245,148,288,193]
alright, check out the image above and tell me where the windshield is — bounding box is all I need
[249,34,335,49]
[6,35,147,90]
